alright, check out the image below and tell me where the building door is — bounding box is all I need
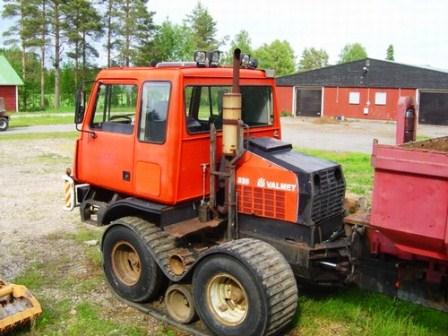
[419,91,448,125]
[295,87,322,117]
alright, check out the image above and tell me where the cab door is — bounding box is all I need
[77,81,138,194]
[133,81,173,203]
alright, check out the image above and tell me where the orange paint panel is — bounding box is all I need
[236,152,298,223]
[135,161,161,197]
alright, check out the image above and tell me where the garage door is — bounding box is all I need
[295,88,322,117]
[419,92,448,125]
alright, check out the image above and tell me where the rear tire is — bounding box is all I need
[0,117,8,132]
[193,239,298,336]
[102,222,166,302]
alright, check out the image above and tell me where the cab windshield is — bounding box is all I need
[185,85,273,133]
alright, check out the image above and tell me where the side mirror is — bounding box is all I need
[74,88,85,124]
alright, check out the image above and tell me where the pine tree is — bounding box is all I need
[102,0,119,67]
[386,44,395,61]
[62,0,103,86]
[186,2,218,51]
[2,0,36,111]
[114,0,156,66]
[47,0,64,111]
[27,0,50,110]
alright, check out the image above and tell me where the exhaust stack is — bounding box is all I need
[222,49,243,157]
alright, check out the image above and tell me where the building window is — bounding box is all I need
[375,92,387,105]
[348,91,360,105]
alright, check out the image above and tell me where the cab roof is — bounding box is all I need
[96,65,271,81]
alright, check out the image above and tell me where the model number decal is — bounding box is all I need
[237,176,250,186]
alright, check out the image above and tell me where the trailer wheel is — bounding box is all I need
[102,223,166,302]
[193,239,298,336]
[0,117,8,132]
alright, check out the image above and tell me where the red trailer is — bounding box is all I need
[346,99,448,311]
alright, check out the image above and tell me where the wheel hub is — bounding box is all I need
[206,273,248,326]
[111,241,141,286]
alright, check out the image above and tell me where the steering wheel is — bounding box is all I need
[110,115,132,122]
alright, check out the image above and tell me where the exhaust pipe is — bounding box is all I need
[222,49,242,157]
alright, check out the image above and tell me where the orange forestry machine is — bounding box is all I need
[64,50,349,335]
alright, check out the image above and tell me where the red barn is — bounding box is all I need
[276,58,448,125]
[0,55,23,113]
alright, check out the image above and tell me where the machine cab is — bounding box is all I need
[73,63,281,206]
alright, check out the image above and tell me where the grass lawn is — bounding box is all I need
[295,286,447,336]
[0,131,78,141]
[295,147,373,196]
[9,113,74,128]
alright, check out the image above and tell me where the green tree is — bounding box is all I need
[298,47,329,71]
[186,2,218,51]
[2,0,36,110]
[136,20,195,65]
[47,0,64,111]
[27,0,50,110]
[338,43,368,64]
[62,0,103,86]
[386,44,394,61]
[225,30,253,64]
[115,0,156,66]
[254,40,296,76]
[102,0,120,67]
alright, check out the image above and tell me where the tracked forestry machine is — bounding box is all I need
[64,49,447,335]
[64,49,349,335]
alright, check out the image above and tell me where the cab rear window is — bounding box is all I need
[185,86,273,133]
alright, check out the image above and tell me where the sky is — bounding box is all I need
[149,0,448,69]
[0,0,447,69]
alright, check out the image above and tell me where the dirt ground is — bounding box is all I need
[0,138,78,279]
[281,117,448,153]
[0,137,172,335]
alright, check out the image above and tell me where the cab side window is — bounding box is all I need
[139,82,171,143]
[91,84,137,134]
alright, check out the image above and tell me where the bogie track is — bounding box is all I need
[101,217,298,336]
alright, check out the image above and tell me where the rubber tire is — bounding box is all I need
[102,224,166,303]
[193,254,269,336]
[0,117,8,132]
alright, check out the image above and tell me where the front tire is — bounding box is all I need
[0,117,8,132]
[193,239,298,336]
[102,222,166,302]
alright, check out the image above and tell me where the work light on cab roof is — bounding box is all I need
[193,50,258,69]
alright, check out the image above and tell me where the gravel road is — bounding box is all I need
[281,117,448,153]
